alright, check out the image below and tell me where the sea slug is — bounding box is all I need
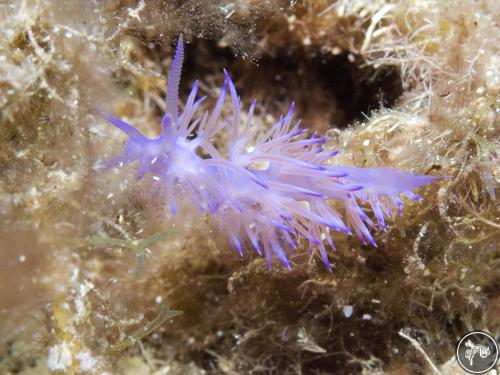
[103,36,442,270]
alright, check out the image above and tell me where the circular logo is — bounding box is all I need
[456,331,498,374]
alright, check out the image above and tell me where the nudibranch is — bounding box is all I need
[103,35,442,270]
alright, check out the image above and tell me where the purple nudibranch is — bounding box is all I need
[103,35,442,271]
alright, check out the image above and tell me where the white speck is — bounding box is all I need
[128,0,145,21]
[15,149,29,158]
[245,145,256,153]
[106,193,114,199]
[155,296,162,304]
[70,268,79,283]
[371,299,381,304]
[56,285,66,292]
[265,114,275,124]
[75,299,85,318]
[19,255,26,262]
[303,36,311,46]
[76,351,97,372]
[152,176,160,181]
[79,281,93,297]
[362,139,370,146]
[47,342,73,371]
[343,305,353,318]
[74,281,93,321]
[362,314,372,320]
[151,156,158,164]
[220,3,235,19]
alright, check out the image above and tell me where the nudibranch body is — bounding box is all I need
[103,35,442,270]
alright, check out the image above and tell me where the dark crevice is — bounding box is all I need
[180,39,403,131]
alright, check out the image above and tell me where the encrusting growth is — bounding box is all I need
[103,35,443,270]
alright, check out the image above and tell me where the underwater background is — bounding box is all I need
[0,1,498,374]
